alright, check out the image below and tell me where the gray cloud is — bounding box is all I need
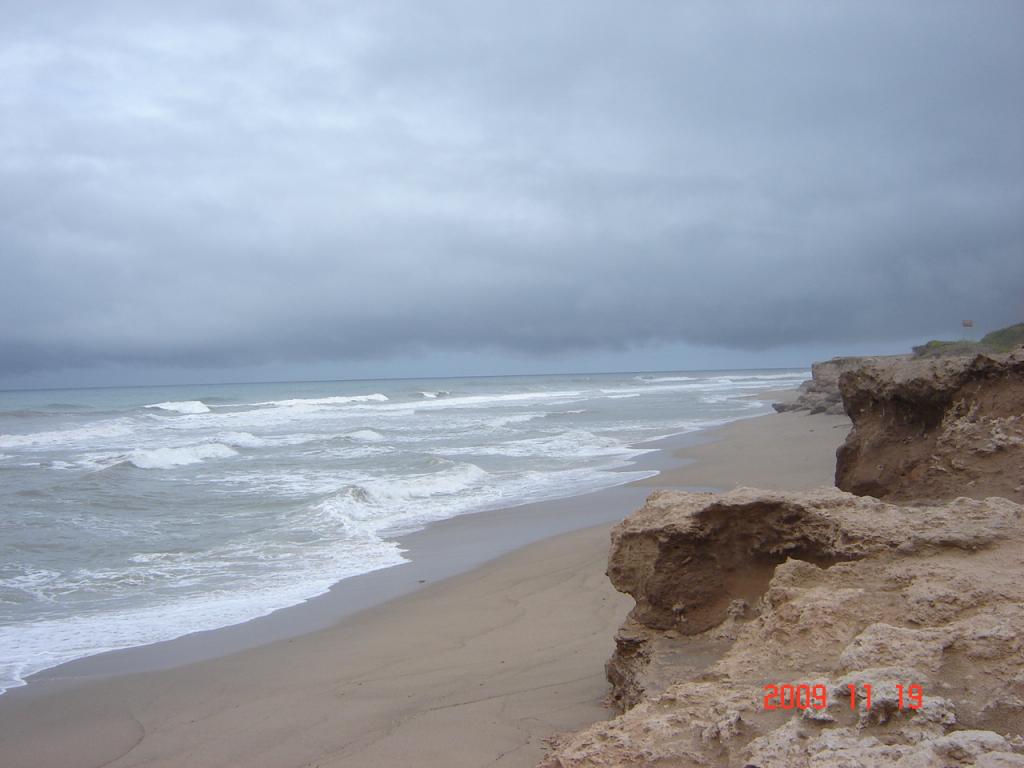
[1,0,1022,380]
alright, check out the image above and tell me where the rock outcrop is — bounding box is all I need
[772,356,904,416]
[836,350,1024,504]
[541,488,1024,768]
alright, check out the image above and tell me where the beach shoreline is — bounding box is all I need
[3,422,708,697]
[0,396,851,768]
[4,390,798,697]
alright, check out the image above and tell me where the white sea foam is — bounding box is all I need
[636,375,698,383]
[487,413,546,428]
[702,394,734,404]
[67,452,129,471]
[210,469,363,499]
[418,391,449,399]
[212,431,326,448]
[144,400,211,414]
[251,393,389,409]
[600,383,701,396]
[0,421,134,450]
[716,373,808,381]
[0,533,406,694]
[598,375,804,400]
[148,395,393,433]
[409,389,584,410]
[311,461,493,536]
[347,429,385,443]
[442,429,643,461]
[126,443,238,469]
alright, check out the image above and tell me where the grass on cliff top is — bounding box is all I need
[912,322,1024,358]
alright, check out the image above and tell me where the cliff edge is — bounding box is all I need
[772,355,908,416]
[541,489,1024,767]
[771,357,861,415]
[541,349,1024,768]
[835,350,1024,504]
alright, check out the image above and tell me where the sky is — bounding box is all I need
[1,1,1022,389]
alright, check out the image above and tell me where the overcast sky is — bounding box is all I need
[1,1,1022,388]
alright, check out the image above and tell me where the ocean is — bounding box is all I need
[0,368,805,693]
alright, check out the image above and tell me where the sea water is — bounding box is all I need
[0,369,805,693]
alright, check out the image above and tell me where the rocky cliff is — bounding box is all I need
[541,489,1024,768]
[772,356,904,416]
[835,350,1024,504]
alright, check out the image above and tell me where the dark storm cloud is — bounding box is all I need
[1,0,1022,376]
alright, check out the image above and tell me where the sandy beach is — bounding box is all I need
[0,408,850,768]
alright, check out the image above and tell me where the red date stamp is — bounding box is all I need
[762,683,924,711]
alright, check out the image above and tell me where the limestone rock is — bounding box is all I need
[835,350,1024,503]
[772,356,906,416]
[539,489,1024,768]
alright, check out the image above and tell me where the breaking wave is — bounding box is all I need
[126,443,238,469]
[144,400,211,414]
[346,429,386,443]
[251,394,389,409]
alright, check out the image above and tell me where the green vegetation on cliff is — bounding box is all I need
[912,322,1024,358]
[981,322,1024,351]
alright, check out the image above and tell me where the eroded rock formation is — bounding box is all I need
[540,488,1024,768]
[836,350,1024,504]
[772,356,901,416]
